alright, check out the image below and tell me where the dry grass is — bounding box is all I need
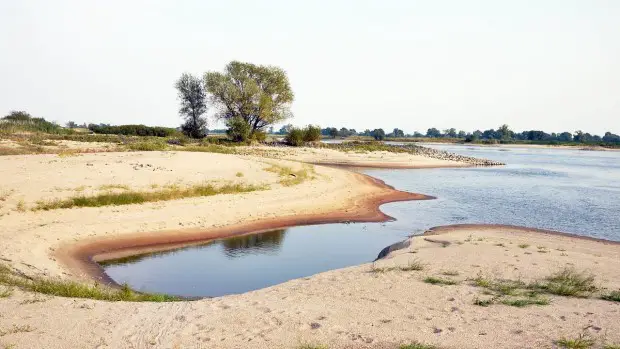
[370,259,425,273]
[33,182,268,210]
[98,184,130,191]
[556,334,595,349]
[0,324,35,337]
[602,290,620,302]
[264,163,317,186]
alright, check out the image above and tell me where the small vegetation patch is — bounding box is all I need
[370,259,425,273]
[532,268,596,297]
[556,334,595,349]
[424,276,458,286]
[400,342,437,349]
[0,324,35,337]
[0,286,12,298]
[33,182,267,210]
[297,344,328,349]
[500,296,550,307]
[602,290,620,302]
[0,264,178,302]
[264,163,317,186]
[518,244,530,248]
[99,184,130,191]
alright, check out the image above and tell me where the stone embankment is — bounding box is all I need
[403,144,505,166]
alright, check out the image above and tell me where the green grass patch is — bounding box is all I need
[441,270,459,276]
[556,334,595,349]
[33,182,268,210]
[602,290,620,302]
[0,287,12,298]
[500,296,550,307]
[400,342,437,349]
[532,268,596,297]
[297,344,328,349]
[0,264,178,302]
[518,244,530,248]
[424,276,458,286]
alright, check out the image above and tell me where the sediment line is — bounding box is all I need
[56,172,433,286]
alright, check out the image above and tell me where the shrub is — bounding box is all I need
[88,124,179,137]
[303,125,322,142]
[286,127,304,146]
[251,130,267,142]
[226,117,251,142]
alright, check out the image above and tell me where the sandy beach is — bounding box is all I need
[1,149,619,349]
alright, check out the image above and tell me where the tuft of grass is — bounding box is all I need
[441,270,460,276]
[0,324,35,336]
[518,244,530,248]
[424,276,458,286]
[15,199,26,212]
[297,344,328,349]
[126,140,167,151]
[264,163,317,186]
[473,297,495,307]
[235,172,244,177]
[0,287,12,298]
[601,290,620,302]
[556,334,595,349]
[99,184,130,191]
[33,182,268,210]
[400,259,425,271]
[500,296,550,307]
[533,268,596,297]
[604,345,620,349]
[0,264,179,302]
[400,342,437,349]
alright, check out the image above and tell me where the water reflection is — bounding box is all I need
[221,229,287,258]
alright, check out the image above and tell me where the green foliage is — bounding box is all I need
[423,276,458,285]
[500,297,549,307]
[1,112,70,135]
[205,61,294,133]
[176,73,208,138]
[285,127,305,146]
[34,183,267,210]
[533,268,596,297]
[0,264,178,302]
[556,334,595,349]
[303,125,322,142]
[602,290,620,302]
[88,124,179,137]
[370,128,386,140]
[226,116,251,142]
[251,130,267,142]
[126,140,167,151]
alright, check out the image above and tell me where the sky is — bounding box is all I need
[1,0,619,135]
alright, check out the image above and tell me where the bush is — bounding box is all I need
[285,127,304,146]
[88,124,179,137]
[226,117,251,142]
[303,125,321,142]
[251,130,267,142]
[370,128,386,141]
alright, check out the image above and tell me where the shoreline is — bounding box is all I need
[56,171,433,286]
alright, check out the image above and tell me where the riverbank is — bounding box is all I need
[1,151,619,348]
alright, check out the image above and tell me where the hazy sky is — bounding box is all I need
[1,0,619,134]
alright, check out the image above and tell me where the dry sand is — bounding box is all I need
[1,150,619,349]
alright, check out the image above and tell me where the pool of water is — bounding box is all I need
[102,145,620,297]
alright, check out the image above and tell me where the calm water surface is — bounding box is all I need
[103,145,620,297]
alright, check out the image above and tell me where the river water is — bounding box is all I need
[102,145,620,297]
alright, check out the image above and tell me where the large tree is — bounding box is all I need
[175,73,208,138]
[205,61,294,136]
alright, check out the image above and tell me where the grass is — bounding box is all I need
[400,342,437,349]
[518,244,530,248]
[0,264,178,302]
[424,276,458,286]
[556,334,595,349]
[15,199,25,212]
[126,140,167,151]
[370,259,425,273]
[264,164,317,186]
[441,270,460,276]
[297,344,328,349]
[0,287,12,298]
[33,182,267,210]
[500,296,550,307]
[0,324,35,337]
[604,345,620,349]
[532,268,596,297]
[235,172,244,177]
[99,184,130,191]
[473,297,496,307]
[601,290,620,302]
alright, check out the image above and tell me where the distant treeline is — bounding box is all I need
[87,124,180,137]
[319,124,620,146]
